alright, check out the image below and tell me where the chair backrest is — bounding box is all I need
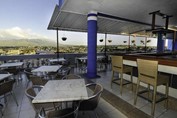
[111,55,123,72]
[30,76,46,86]
[0,70,9,74]
[62,74,81,80]
[4,68,19,75]
[137,59,158,85]
[24,68,33,80]
[0,79,15,96]
[46,102,80,118]
[25,86,43,112]
[58,67,71,76]
[25,86,37,101]
[79,83,103,111]
[50,61,62,65]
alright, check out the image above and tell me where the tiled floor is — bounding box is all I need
[1,69,177,118]
[0,71,127,118]
[96,70,177,118]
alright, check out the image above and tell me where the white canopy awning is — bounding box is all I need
[48,0,177,35]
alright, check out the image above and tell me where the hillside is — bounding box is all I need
[0,39,57,47]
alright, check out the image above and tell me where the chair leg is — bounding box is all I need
[134,80,140,105]
[11,91,18,106]
[38,107,45,118]
[0,110,3,116]
[120,73,123,95]
[26,80,30,88]
[94,110,99,118]
[4,95,7,104]
[111,71,114,88]
[147,84,150,100]
[130,71,133,91]
[0,104,3,116]
[165,83,169,109]
[152,86,157,116]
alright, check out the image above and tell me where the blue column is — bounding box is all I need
[174,41,177,50]
[167,39,173,51]
[157,32,164,53]
[58,0,64,9]
[87,11,97,78]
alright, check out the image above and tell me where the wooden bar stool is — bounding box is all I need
[110,55,133,95]
[134,59,169,116]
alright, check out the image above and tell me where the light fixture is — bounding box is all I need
[62,37,67,41]
[140,40,144,44]
[108,40,112,43]
[123,41,127,43]
[146,39,151,43]
[99,39,103,42]
[131,40,135,43]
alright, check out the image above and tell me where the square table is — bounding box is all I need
[31,65,62,73]
[32,79,88,103]
[0,62,23,68]
[0,74,12,81]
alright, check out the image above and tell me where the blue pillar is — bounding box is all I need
[58,0,64,9]
[167,39,173,51]
[174,41,177,50]
[87,11,97,78]
[157,33,165,53]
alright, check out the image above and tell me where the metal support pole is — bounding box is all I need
[128,34,130,51]
[104,33,107,57]
[172,31,176,52]
[145,36,147,52]
[56,29,59,58]
[152,14,156,30]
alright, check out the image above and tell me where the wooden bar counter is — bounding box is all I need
[121,53,177,90]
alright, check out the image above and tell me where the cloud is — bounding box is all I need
[0,27,49,40]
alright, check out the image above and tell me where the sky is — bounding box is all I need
[0,0,57,40]
[0,0,158,46]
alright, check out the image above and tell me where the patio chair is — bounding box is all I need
[0,70,10,83]
[24,68,33,87]
[62,74,82,80]
[0,79,18,106]
[0,70,9,74]
[25,85,61,118]
[79,83,103,118]
[4,68,19,80]
[46,101,80,118]
[30,76,48,86]
[55,66,71,80]
[0,103,3,116]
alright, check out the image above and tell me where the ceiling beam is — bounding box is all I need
[98,12,162,27]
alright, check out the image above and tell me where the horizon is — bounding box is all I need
[0,0,159,46]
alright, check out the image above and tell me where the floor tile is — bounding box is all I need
[1,70,177,118]
[158,109,177,118]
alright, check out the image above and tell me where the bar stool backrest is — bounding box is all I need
[111,55,123,72]
[137,59,158,85]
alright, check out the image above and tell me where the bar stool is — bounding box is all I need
[110,55,133,95]
[134,59,169,116]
